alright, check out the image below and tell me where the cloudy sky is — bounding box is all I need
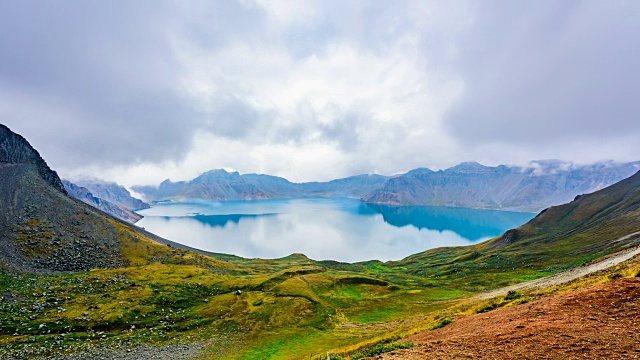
[1,1,639,186]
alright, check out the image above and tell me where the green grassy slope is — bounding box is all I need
[388,170,640,289]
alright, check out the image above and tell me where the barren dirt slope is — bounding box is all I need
[374,278,640,359]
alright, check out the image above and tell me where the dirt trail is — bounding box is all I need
[476,233,640,300]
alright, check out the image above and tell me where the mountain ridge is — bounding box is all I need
[62,180,144,224]
[490,169,640,250]
[364,160,640,212]
[130,160,640,213]
[0,124,66,194]
[73,178,149,211]
[132,170,391,202]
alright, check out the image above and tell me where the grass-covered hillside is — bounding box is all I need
[2,172,639,359]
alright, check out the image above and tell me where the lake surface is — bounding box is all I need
[136,198,535,263]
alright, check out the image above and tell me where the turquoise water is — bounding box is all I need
[136,198,534,262]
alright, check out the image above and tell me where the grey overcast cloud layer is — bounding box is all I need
[0,0,639,186]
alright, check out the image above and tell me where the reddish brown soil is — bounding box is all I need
[375,278,640,359]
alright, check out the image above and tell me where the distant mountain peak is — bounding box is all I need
[448,161,490,173]
[73,178,149,212]
[203,168,230,175]
[404,167,434,176]
[62,180,143,223]
[195,169,240,182]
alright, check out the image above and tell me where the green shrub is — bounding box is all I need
[505,290,522,301]
[350,341,416,359]
[429,317,454,330]
[475,302,500,313]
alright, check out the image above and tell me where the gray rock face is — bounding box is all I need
[62,180,143,224]
[364,160,640,212]
[0,124,147,273]
[132,170,390,202]
[74,179,149,210]
[0,124,222,274]
[296,174,392,198]
[0,163,127,272]
[0,124,66,194]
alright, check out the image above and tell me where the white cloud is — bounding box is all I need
[120,4,466,185]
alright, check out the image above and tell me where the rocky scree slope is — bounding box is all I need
[0,163,127,272]
[0,124,214,273]
[62,180,143,224]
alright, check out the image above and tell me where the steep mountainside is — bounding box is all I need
[490,169,640,252]
[132,169,390,202]
[62,180,143,224]
[364,160,640,212]
[74,179,149,210]
[397,169,640,279]
[0,163,125,271]
[0,124,223,273]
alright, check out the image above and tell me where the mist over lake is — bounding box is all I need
[136,198,534,262]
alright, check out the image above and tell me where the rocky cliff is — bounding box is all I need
[364,160,640,212]
[63,180,143,223]
[0,124,66,194]
[0,124,190,272]
[74,178,149,210]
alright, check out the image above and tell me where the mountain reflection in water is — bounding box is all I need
[137,198,534,262]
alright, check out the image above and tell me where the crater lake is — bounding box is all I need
[136,197,535,262]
